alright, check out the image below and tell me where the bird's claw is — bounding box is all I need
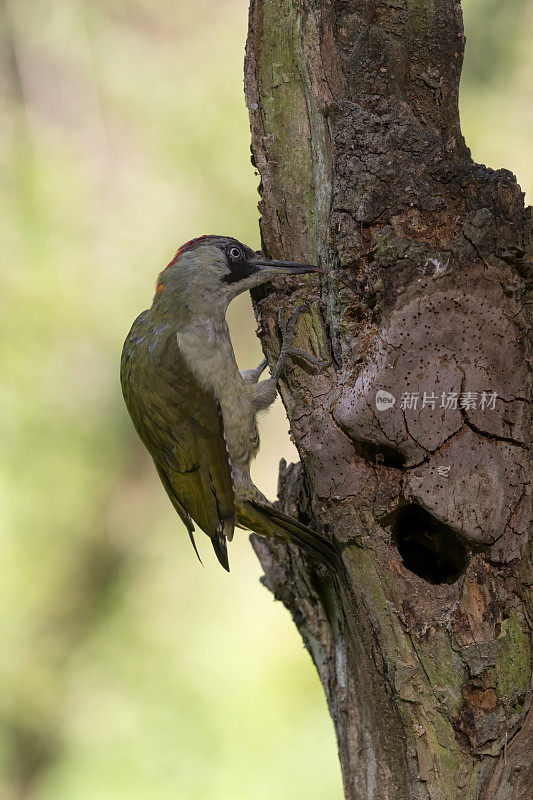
[271,305,331,381]
[241,357,268,386]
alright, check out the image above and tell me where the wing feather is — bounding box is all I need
[121,313,235,567]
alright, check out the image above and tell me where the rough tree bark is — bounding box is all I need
[244,2,531,799]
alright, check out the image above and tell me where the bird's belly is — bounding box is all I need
[217,384,259,470]
[176,330,259,470]
[177,330,259,472]
[203,360,259,468]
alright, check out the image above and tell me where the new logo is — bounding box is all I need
[375,390,396,411]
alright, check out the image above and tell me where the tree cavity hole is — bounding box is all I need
[392,504,468,585]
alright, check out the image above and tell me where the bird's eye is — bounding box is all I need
[229,246,243,260]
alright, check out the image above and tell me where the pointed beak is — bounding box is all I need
[252,255,326,275]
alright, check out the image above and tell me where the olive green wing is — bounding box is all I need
[121,314,235,569]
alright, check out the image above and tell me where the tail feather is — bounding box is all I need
[211,527,230,572]
[241,500,342,573]
[240,502,359,627]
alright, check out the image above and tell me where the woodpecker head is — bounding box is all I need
[153,235,323,311]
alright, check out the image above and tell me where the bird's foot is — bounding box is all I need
[240,358,268,385]
[271,305,331,382]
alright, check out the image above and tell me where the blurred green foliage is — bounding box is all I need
[0,0,530,797]
[461,0,533,198]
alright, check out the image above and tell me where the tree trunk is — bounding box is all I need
[244,2,532,798]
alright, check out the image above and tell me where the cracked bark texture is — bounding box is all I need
[244,2,532,799]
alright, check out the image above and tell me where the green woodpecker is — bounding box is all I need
[120,235,339,572]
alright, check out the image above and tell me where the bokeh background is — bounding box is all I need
[0,1,531,797]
